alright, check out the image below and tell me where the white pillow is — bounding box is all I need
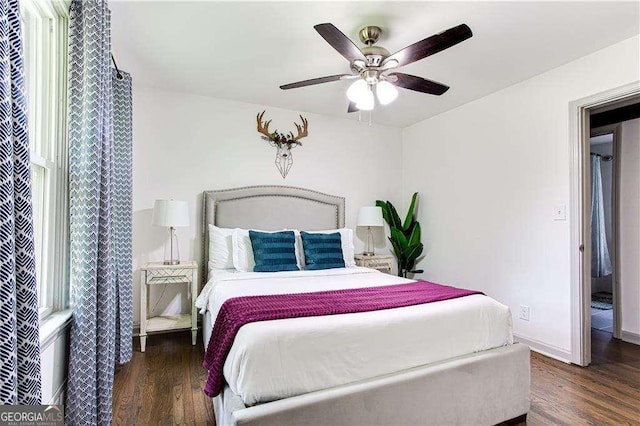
[301,228,356,267]
[208,225,235,270]
[292,229,305,267]
[232,228,304,272]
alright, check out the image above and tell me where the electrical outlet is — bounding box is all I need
[519,305,530,321]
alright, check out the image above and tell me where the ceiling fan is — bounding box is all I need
[280,23,473,112]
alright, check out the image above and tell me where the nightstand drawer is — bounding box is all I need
[146,268,193,285]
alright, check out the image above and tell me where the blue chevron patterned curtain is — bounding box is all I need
[0,0,42,406]
[112,70,133,368]
[65,0,133,424]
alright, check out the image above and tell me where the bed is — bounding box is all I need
[199,185,530,426]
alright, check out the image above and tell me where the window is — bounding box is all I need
[20,0,69,320]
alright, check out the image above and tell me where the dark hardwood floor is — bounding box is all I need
[112,331,215,425]
[112,329,640,425]
[528,329,640,425]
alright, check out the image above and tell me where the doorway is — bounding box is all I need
[569,84,640,367]
[588,126,618,339]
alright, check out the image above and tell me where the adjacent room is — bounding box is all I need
[1,1,639,425]
[588,100,640,364]
[590,131,615,334]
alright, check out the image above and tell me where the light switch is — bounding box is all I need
[553,204,566,221]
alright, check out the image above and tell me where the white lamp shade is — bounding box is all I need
[356,89,375,111]
[152,200,189,227]
[357,206,384,227]
[346,79,368,103]
[376,81,398,105]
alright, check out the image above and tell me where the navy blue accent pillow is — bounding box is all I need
[300,231,346,270]
[249,230,299,272]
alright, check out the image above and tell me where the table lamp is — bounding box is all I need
[357,206,384,256]
[152,200,189,265]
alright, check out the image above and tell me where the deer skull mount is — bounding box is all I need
[256,111,309,178]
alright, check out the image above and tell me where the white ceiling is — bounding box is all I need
[110,1,640,128]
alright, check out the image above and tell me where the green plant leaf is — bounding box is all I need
[402,192,418,231]
[401,246,420,269]
[376,200,391,225]
[403,221,415,239]
[377,193,423,277]
[404,243,423,262]
[405,258,415,272]
[388,236,403,259]
[387,202,403,229]
[408,222,421,247]
[390,227,408,248]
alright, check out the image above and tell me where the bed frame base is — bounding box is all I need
[213,343,530,426]
[499,413,527,425]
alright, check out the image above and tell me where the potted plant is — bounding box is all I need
[376,193,424,278]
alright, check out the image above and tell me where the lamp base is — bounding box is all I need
[363,226,376,257]
[163,227,181,266]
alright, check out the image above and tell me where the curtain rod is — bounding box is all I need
[111,54,124,80]
[590,152,613,161]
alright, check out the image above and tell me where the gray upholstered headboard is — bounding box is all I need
[202,185,345,280]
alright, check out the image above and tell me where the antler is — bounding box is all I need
[257,111,309,144]
[256,111,274,140]
[290,115,309,142]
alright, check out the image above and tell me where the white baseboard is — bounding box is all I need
[513,334,572,363]
[621,330,640,345]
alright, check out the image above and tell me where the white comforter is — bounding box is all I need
[196,267,513,407]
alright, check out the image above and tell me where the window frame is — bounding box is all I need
[20,0,70,321]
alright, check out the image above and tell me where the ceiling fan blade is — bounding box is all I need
[314,23,367,63]
[280,74,352,90]
[347,101,359,113]
[389,73,450,95]
[383,24,472,68]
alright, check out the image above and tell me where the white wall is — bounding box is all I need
[401,35,640,358]
[40,329,68,404]
[132,87,403,324]
[619,118,640,340]
[39,310,71,405]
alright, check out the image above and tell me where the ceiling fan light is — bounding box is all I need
[356,90,374,111]
[376,81,398,105]
[347,79,368,103]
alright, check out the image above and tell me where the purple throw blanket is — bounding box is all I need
[202,280,482,397]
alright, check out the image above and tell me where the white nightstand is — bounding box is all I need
[140,261,199,352]
[354,254,394,274]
